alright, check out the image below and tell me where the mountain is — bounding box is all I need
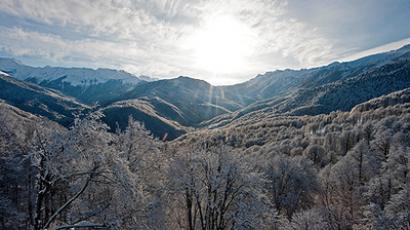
[138,75,159,82]
[1,44,410,139]
[176,86,410,151]
[220,44,410,106]
[0,71,88,126]
[204,44,410,127]
[351,87,410,113]
[0,58,145,105]
[117,76,243,126]
[99,99,187,140]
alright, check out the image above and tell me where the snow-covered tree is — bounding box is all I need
[168,143,266,229]
[266,154,319,221]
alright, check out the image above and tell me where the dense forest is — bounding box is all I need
[1,88,410,229]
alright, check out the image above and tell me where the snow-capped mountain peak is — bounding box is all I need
[0,58,143,86]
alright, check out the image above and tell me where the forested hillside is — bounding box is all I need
[0,72,88,126]
[100,99,187,140]
[205,46,410,127]
[2,45,410,140]
[1,88,410,229]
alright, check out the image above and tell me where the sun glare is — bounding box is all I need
[188,15,255,75]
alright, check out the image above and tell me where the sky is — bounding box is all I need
[0,0,410,85]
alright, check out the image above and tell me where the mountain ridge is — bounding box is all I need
[1,44,410,139]
[0,58,147,105]
[0,71,88,126]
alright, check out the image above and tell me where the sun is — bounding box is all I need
[187,15,255,75]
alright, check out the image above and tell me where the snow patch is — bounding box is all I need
[0,70,9,76]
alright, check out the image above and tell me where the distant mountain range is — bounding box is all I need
[0,58,150,105]
[204,44,410,127]
[1,44,410,139]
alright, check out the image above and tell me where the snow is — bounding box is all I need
[0,58,143,86]
[22,67,142,86]
[139,75,159,82]
[49,221,105,230]
[0,70,9,76]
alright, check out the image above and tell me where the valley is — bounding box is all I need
[1,45,410,230]
[1,45,410,139]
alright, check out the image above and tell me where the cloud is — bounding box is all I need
[0,1,206,77]
[340,37,410,62]
[0,0,198,41]
[0,26,191,76]
[0,0,409,84]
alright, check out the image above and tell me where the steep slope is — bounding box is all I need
[220,44,410,105]
[176,87,410,151]
[0,72,88,126]
[204,44,410,127]
[351,87,410,112]
[287,58,410,115]
[119,76,243,126]
[0,58,144,104]
[0,71,184,139]
[2,44,410,139]
[0,100,41,127]
[99,99,187,140]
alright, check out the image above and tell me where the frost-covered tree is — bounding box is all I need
[384,185,410,229]
[266,155,319,221]
[168,144,266,230]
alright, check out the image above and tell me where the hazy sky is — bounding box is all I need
[1,0,410,85]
